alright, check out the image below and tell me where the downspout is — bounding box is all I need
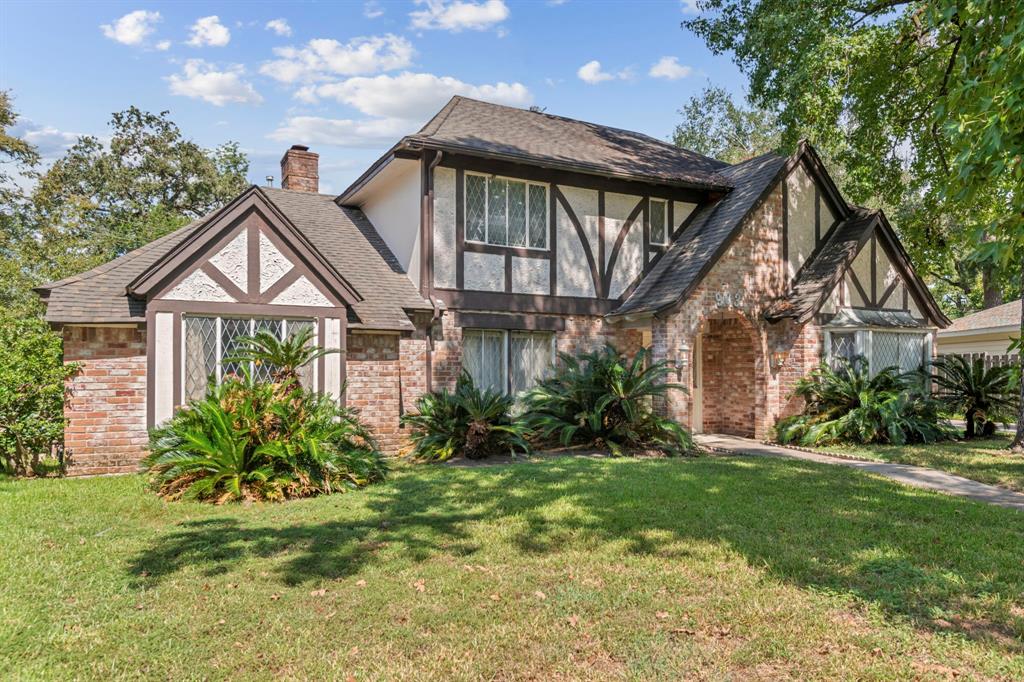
[424,151,444,393]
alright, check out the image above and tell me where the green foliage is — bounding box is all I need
[523,345,694,456]
[673,83,783,164]
[927,355,1018,439]
[401,372,530,462]
[0,314,76,476]
[777,359,950,447]
[225,327,334,386]
[145,339,385,503]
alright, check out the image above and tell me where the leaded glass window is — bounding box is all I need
[464,173,548,249]
[182,316,317,402]
[829,332,857,368]
[650,199,668,245]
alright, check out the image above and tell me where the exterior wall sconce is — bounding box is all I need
[675,342,691,382]
[770,349,787,371]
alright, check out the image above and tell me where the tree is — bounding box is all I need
[0,91,42,315]
[684,1,1024,448]
[928,355,1018,439]
[672,84,783,164]
[28,107,249,285]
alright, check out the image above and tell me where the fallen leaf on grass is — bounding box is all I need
[534,591,547,600]
[310,588,327,597]
[670,627,696,637]
[655,611,669,620]
[325,611,336,620]
[567,615,580,627]
[412,579,426,593]
[134,603,144,610]
[489,593,501,601]
[217,619,226,625]
[270,594,280,601]
[355,579,367,587]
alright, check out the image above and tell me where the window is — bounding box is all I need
[462,329,554,395]
[650,198,668,245]
[183,316,316,401]
[825,329,929,376]
[465,173,548,249]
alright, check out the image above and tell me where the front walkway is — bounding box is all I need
[696,433,1024,511]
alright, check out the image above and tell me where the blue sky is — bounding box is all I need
[0,0,745,194]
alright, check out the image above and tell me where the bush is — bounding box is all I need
[777,358,951,446]
[523,345,694,456]
[401,372,530,462]
[0,315,76,476]
[144,333,385,502]
[926,355,1018,439]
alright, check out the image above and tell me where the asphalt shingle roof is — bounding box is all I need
[403,96,731,190]
[764,208,878,322]
[612,151,788,317]
[944,299,1023,333]
[37,188,430,330]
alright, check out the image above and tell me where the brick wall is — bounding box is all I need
[651,186,824,439]
[63,326,148,476]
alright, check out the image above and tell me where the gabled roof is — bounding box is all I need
[338,96,732,203]
[764,207,950,328]
[36,187,431,330]
[942,299,1021,334]
[610,151,789,318]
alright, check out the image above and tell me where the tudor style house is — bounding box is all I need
[37,96,949,475]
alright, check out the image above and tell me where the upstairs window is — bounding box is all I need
[466,173,548,249]
[650,198,668,245]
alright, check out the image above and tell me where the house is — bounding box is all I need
[937,299,1020,357]
[35,96,950,475]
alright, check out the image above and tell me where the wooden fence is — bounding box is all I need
[937,352,1019,371]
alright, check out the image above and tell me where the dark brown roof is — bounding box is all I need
[611,151,788,318]
[764,208,878,321]
[37,187,430,330]
[943,299,1022,333]
[340,96,732,202]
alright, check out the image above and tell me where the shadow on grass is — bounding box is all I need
[130,456,1024,651]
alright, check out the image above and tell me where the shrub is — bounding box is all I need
[145,336,385,502]
[401,372,531,462]
[0,315,77,476]
[523,345,694,456]
[777,358,950,446]
[926,355,1018,439]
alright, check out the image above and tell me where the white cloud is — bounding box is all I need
[187,15,231,47]
[167,60,263,106]
[259,34,414,83]
[410,0,509,32]
[155,40,171,51]
[577,60,615,84]
[680,0,700,14]
[301,71,532,119]
[649,56,692,80]
[12,121,82,159]
[364,1,384,18]
[265,18,292,37]
[100,10,161,46]
[269,116,412,148]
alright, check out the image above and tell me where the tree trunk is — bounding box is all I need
[1011,259,1024,452]
[965,407,976,439]
[982,262,1004,309]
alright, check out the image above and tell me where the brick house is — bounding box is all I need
[36,97,949,475]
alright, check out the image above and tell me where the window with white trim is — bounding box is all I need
[462,328,555,395]
[465,173,548,249]
[183,316,316,401]
[824,329,930,376]
[650,198,668,245]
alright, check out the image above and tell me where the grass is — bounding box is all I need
[2,456,1024,680]
[818,436,1024,492]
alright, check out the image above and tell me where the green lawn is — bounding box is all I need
[3,456,1024,680]
[818,436,1024,493]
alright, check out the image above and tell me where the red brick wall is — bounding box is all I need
[63,326,148,476]
[701,315,758,436]
[651,185,825,439]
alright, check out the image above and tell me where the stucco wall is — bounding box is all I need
[361,158,422,290]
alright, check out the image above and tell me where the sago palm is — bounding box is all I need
[927,355,1018,439]
[226,327,335,386]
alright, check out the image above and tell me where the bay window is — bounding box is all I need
[183,315,315,401]
[824,328,930,375]
[462,328,555,395]
[465,173,548,249]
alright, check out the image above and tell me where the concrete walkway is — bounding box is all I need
[695,433,1024,511]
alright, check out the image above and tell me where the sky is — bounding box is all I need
[0,0,746,195]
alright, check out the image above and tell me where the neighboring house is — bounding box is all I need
[937,299,1021,356]
[36,96,949,475]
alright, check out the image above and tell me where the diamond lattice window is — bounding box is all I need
[650,199,668,245]
[465,173,548,249]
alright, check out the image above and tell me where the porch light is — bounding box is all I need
[770,349,787,370]
[675,342,691,382]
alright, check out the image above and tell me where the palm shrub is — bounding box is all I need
[777,358,950,446]
[522,345,694,456]
[926,355,1018,438]
[226,327,329,386]
[401,372,530,462]
[145,334,385,503]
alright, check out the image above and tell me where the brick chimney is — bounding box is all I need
[280,145,319,192]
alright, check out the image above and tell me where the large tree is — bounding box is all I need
[684,0,1024,448]
[672,84,782,164]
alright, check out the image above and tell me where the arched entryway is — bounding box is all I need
[699,313,760,437]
